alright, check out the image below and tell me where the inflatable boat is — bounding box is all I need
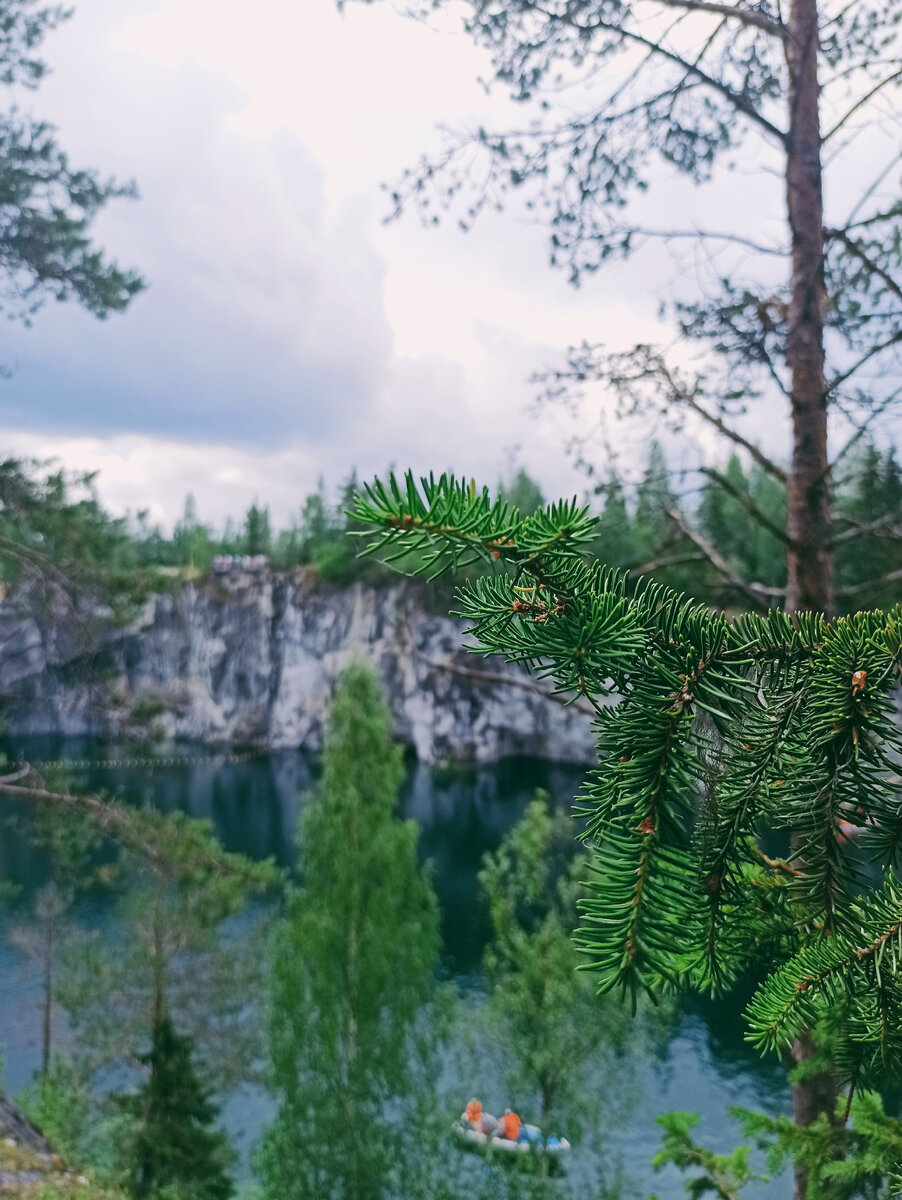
[455,1119,570,1157]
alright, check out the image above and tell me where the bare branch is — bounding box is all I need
[829,390,902,475]
[826,227,902,304]
[845,164,902,229]
[654,0,787,38]
[622,225,785,254]
[412,650,599,717]
[0,768,276,885]
[832,515,902,544]
[666,508,784,608]
[670,380,789,485]
[549,5,789,145]
[827,332,902,394]
[0,765,30,784]
[632,550,708,573]
[699,466,790,544]
[823,68,902,142]
[836,566,902,599]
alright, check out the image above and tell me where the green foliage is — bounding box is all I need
[0,3,143,323]
[834,444,902,611]
[20,1053,125,1175]
[479,792,640,1139]
[473,792,672,1200]
[3,445,898,617]
[258,662,442,1200]
[498,468,546,517]
[653,1093,902,1200]
[60,811,278,1095]
[351,471,902,1092]
[651,1112,763,1200]
[35,800,280,1194]
[0,457,160,614]
[122,1011,233,1200]
[7,777,279,1192]
[172,494,213,572]
[353,471,595,582]
[242,503,271,557]
[5,788,107,1073]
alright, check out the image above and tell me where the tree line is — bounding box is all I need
[3,441,901,612]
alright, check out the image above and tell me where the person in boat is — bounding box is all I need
[463,1099,499,1136]
[498,1109,521,1141]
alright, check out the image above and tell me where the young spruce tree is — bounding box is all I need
[351,471,902,1194]
[258,663,441,1200]
[123,1011,233,1200]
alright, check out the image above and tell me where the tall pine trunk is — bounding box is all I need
[784,0,832,617]
[784,1,837,1195]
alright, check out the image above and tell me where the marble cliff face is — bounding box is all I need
[0,571,596,765]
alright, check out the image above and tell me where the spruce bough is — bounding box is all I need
[351,472,902,1104]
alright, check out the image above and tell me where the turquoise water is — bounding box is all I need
[0,741,790,1196]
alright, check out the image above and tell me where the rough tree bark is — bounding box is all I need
[784,0,833,617]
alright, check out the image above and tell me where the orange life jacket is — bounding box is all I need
[465,1100,482,1126]
[500,1112,521,1140]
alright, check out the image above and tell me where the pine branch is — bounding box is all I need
[353,473,902,1055]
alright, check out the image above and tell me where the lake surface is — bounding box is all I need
[0,739,790,1197]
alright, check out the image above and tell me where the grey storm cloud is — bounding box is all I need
[0,45,394,448]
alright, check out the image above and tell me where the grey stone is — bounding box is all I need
[0,575,597,765]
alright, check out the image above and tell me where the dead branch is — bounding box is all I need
[699,466,790,544]
[835,567,902,599]
[832,515,902,545]
[412,650,599,718]
[654,0,787,37]
[666,508,784,608]
[632,550,708,574]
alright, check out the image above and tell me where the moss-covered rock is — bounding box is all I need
[0,1095,124,1200]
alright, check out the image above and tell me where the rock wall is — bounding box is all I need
[0,572,597,765]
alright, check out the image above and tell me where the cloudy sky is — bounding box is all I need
[0,0,780,529]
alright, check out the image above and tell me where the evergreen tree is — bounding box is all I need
[352,470,902,1192]
[834,443,902,611]
[62,817,276,1098]
[124,1011,233,1200]
[630,443,699,595]
[4,768,279,1183]
[0,3,143,323]
[258,663,441,1200]
[243,503,271,557]
[498,468,546,517]
[298,479,330,561]
[48,806,278,1178]
[172,494,212,572]
[698,456,753,580]
[591,477,637,571]
[0,457,152,612]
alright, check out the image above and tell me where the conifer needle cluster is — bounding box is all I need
[352,472,902,1100]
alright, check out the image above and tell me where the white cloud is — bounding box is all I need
[0,0,806,523]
